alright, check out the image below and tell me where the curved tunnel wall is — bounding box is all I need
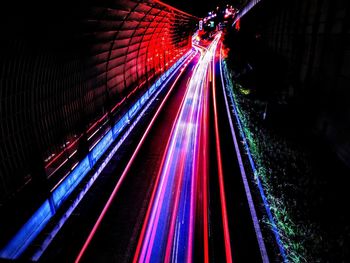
[0,0,197,205]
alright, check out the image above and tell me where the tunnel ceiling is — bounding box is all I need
[0,0,198,205]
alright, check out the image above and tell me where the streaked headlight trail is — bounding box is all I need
[133,34,222,263]
[73,32,268,263]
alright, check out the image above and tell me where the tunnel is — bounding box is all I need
[0,0,197,258]
[0,0,349,262]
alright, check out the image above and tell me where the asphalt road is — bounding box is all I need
[36,38,269,263]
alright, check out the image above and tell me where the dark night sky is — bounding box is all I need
[0,0,242,25]
[163,0,242,17]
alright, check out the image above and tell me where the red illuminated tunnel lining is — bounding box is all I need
[0,0,197,259]
[44,0,198,190]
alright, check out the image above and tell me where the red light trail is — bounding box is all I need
[73,32,269,263]
[133,34,225,263]
[211,35,233,263]
[75,51,197,263]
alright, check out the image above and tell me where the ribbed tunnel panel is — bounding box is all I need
[0,0,197,231]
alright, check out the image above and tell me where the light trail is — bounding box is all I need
[134,35,222,263]
[194,44,210,263]
[0,49,196,262]
[201,72,210,263]
[74,50,198,263]
[138,53,203,262]
[218,43,270,263]
[211,33,233,263]
[220,43,287,262]
[74,32,268,263]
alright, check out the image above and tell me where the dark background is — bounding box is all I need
[0,0,349,261]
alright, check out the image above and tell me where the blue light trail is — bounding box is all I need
[0,50,193,261]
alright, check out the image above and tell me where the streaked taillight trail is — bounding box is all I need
[133,33,228,263]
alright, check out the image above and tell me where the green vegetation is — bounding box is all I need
[222,60,321,263]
